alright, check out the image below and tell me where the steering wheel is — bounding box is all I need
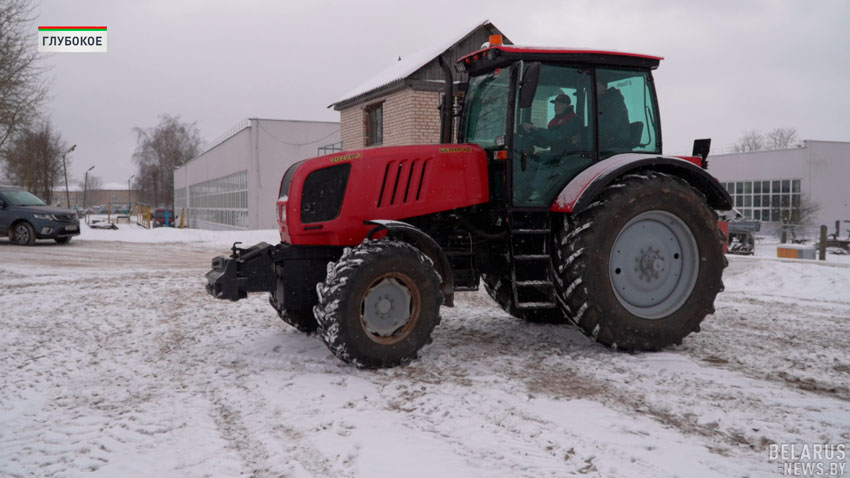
[513,125,536,154]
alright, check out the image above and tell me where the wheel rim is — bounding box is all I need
[360,273,421,345]
[609,210,699,319]
[14,225,30,244]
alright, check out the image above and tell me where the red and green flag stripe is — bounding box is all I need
[38,26,107,31]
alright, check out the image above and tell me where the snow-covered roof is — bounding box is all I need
[101,182,129,191]
[51,182,129,192]
[331,20,502,108]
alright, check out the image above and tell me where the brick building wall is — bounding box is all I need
[339,87,442,150]
[52,189,135,209]
[340,107,364,150]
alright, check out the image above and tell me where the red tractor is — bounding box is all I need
[206,42,732,368]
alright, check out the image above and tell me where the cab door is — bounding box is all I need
[511,64,594,207]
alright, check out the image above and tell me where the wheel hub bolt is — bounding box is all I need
[376,297,392,315]
[638,247,665,281]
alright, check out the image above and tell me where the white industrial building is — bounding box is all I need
[173,118,340,230]
[708,140,850,228]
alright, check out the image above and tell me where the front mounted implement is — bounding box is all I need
[206,241,340,311]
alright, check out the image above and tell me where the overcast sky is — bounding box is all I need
[36,0,850,185]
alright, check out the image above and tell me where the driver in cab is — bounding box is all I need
[520,93,581,154]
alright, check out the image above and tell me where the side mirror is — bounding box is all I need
[693,138,711,169]
[693,138,711,160]
[0,201,6,209]
[518,62,541,109]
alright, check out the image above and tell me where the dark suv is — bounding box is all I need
[0,187,80,245]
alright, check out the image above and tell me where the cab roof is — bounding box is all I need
[458,45,663,74]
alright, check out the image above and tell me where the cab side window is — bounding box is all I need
[596,68,660,158]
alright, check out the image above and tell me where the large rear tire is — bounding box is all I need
[481,274,566,323]
[314,240,442,368]
[555,172,726,350]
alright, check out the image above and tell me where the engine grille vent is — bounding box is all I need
[377,159,429,208]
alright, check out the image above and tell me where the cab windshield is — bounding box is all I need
[463,67,510,148]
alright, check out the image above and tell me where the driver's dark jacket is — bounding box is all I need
[530,108,581,153]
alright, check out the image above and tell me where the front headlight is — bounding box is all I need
[33,214,56,220]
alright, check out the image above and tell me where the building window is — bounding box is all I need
[174,187,187,210]
[187,170,248,228]
[723,178,803,223]
[365,103,383,146]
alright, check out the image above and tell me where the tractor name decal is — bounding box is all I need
[330,153,362,163]
[439,147,473,154]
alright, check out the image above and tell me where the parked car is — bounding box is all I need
[0,187,80,245]
[152,208,175,227]
[727,220,760,255]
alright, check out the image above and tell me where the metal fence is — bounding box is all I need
[318,142,343,156]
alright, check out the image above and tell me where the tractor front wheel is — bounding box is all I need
[269,296,318,334]
[314,240,442,368]
[556,172,726,350]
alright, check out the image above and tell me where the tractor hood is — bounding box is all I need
[277,144,490,246]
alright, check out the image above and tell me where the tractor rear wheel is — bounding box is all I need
[481,274,566,323]
[314,240,442,368]
[556,172,726,350]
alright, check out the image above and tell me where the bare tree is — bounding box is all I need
[0,0,49,152]
[132,115,201,208]
[732,130,765,152]
[766,127,798,150]
[793,193,821,225]
[86,174,103,192]
[76,174,102,207]
[3,121,67,203]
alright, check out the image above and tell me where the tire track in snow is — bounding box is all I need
[155,276,344,477]
[390,291,850,466]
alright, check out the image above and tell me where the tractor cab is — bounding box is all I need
[455,43,663,207]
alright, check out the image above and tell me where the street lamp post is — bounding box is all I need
[83,165,95,209]
[62,144,76,208]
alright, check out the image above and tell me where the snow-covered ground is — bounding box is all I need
[1,224,849,477]
[81,215,280,248]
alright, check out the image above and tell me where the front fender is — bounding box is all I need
[366,220,455,307]
[550,153,732,214]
